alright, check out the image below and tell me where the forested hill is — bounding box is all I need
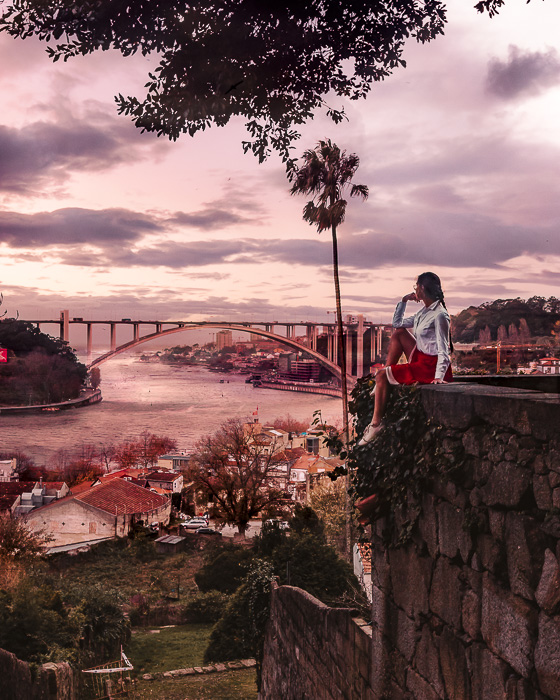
[452,297,560,344]
[0,320,87,406]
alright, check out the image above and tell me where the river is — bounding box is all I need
[0,357,341,465]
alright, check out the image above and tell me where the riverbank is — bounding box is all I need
[0,389,102,415]
[256,381,342,398]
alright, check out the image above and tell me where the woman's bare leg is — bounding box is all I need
[385,328,416,366]
[359,329,416,444]
[371,329,415,426]
[372,369,388,425]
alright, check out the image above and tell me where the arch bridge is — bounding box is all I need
[25,311,391,384]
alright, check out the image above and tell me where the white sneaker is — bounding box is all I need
[358,422,383,446]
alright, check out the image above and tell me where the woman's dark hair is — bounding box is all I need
[417,272,454,352]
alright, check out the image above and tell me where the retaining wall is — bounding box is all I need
[261,384,560,699]
[0,648,77,700]
[260,585,373,699]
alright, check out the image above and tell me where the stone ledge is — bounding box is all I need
[142,659,256,680]
[419,383,560,439]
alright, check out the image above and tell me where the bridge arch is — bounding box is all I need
[88,323,353,386]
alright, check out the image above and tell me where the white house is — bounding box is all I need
[25,479,171,552]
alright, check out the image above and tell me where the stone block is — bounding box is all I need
[542,515,560,539]
[388,545,432,619]
[546,449,560,474]
[429,556,463,630]
[406,667,441,700]
[535,549,560,615]
[462,588,481,640]
[439,626,471,700]
[489,509,506,541]
[550,471,560,488]
[437,501,472,562]
[370,626,391,699]
[442,480,469,508]
[481,573,537,677]
[553,488,560,509]
[419,385,475,429]
[354,621,373,657]
[214,664,227,672]
[469,644,508,700]
[418,492,438,558]
[389,648,408,688]
[474,459,492,483]
[470,487,483,507]
[371,584,417,662]
[371,541,390,589]
[533,475,553,510]
[482,461,531,508]
[471,390,536,435]
[462,426,486,457]
[478,533,506,576]
[471,552,483,572]
[525,401,560,442]
[413,623,445,697]
[505,513,547,601]
[534,613,560,700]
[533,454,547,475]
[488,441,507,463]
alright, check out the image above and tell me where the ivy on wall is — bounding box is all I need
[346,377,464,547]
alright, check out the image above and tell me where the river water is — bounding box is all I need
[0,357,341,465]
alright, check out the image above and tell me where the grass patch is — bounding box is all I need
[48,538,208,601]
[126,624,212,674]
[133,668,257,700]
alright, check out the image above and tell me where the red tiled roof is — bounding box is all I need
[0,481,34,510]
[75,479,168,515]
[70,480,97,494]
[277,447,307,463]
[145,471,181,482]
[101,469,144,482]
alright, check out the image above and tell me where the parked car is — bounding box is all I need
[265,518,290,530]
[183,518,208,530]
[195,527,222,537]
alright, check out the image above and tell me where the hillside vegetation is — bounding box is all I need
[0,320,86,405]
[452,296,560,344]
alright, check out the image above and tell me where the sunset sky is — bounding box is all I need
[1,0,559,347]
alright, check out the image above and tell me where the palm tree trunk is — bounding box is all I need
[331,223,351,559]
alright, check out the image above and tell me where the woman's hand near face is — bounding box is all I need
[402,292,418,303]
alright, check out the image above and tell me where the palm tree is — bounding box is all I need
[290,139,368,448]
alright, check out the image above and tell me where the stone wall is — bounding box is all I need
[370,383,560,699]
[260,584,374,699]
[0,648,77,700]
[260,384,560,699]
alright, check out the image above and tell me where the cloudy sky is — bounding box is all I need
[1,0,559,343]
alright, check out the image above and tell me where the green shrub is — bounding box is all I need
[204,560,275,669]
[271,531,356,605]
[183,591,229,623]
[195,546,255,594]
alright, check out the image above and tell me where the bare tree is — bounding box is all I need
[187,419,287,536]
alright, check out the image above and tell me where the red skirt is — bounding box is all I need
[386,347,453,386]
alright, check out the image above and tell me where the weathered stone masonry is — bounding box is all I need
[260,585,374,699]
[0,647,77,700]
[261,384,560,699]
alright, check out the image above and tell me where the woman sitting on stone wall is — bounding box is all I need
[358,271,453,447]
